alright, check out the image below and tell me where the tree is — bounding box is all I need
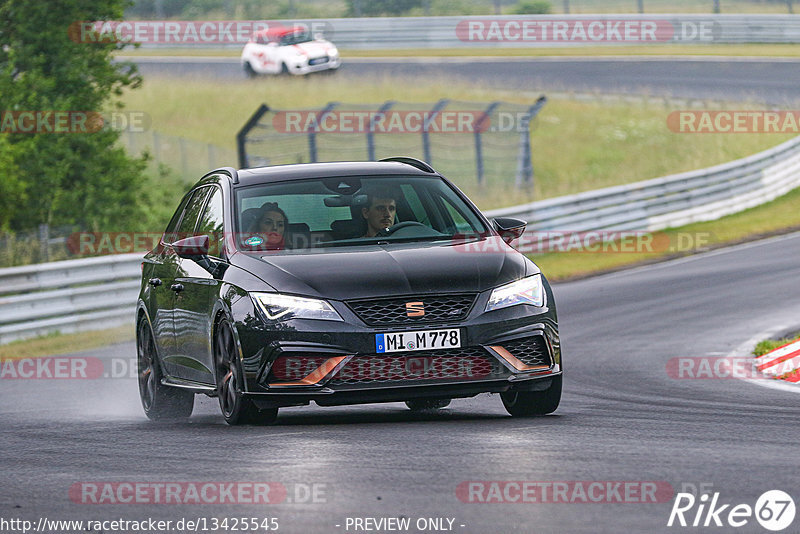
[0,0,147,232]
[0,137,24,230]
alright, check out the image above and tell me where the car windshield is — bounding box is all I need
[280,31,312,45]
[235,175,488,252]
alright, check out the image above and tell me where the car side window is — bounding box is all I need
[163,194,191,244]
[196,187,225,258]
[174,187,212,242]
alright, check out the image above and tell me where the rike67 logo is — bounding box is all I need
[668,490,795,531]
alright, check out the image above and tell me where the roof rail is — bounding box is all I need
[206,167,240,184]
[378,156,435,174]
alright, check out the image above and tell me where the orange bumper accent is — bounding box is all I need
[270,356,347,386]
[490,345,551,372]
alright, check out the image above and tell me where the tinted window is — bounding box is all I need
[235,176,487,252]
[175,187,212,240]
[196,187,224,257]
[280,31,312,45]
[163,193,191,244]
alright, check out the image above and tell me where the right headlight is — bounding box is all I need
[485,274,545,312]
[251,292,343,322]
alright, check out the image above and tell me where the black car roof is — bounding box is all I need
[234,161,437,187]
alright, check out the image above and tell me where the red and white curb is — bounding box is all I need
[731,325,800,394]
[756,338,800,382]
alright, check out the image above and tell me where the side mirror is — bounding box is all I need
[493,217,527,245]
[173,235,210,259]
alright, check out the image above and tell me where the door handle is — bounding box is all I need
[170,283,184,293]
[148,278,162,287]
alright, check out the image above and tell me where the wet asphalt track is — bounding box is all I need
[2,232,800,533]
[129,56,800,105]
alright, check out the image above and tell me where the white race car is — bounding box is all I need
[241,26,341,77]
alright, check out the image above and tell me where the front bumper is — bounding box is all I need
[232,292,560,408]
[289,56,341,75]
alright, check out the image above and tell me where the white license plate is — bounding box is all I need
[375,329,461,353]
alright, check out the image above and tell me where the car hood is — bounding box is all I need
[233,237,534,301]
[291,41,333,57]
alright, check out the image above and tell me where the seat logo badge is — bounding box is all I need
[406,302,425,317]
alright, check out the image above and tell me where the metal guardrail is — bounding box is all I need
[141,15,800,49]
[1,134,799,345]
[484,135,800,231]
[0,254,143,344]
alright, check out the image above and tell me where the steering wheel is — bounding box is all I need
[376,221,428,237]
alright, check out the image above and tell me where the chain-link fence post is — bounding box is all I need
[368,100,395,160]
[475,102,500,187]
[423,99,450,165]
[515,96,547,189]
[309,102,338,163]
[237,104,270,168]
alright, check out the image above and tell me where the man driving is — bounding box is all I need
[361,188,397,237]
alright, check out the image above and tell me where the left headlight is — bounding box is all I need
[252,292,343,322]
[485,274,545,312]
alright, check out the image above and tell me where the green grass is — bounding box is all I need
[532,185,800,280]
[116,43,800,58]
[0,326,135,360]
[754,333,800,357]
[120,75,793,211]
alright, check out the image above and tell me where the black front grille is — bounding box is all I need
[309,56,329,65]
[346,294,476,326]
[502,336,552,367]
[327,346,509,386]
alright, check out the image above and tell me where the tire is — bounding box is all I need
[280,63,289,75]
[137,317,194,420]
[214,317,278,425]
[405,399,451,411]
[501,375,562,417]
[243,62,257,79]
